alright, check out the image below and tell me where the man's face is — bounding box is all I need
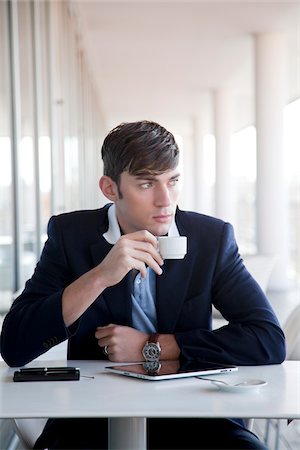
[114,168,181,236]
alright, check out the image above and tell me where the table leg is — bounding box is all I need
[108,417,147,450]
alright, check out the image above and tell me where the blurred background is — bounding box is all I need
[0,2,300,448]
[0,0,299,311]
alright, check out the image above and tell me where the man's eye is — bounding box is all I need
[169,178,179,186]
[140,183,152,189]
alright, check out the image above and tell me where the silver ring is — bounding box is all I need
[103,345,109,356]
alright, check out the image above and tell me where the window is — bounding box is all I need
[203,134,216,216]
[284,98,300,284]
[0,1,13,313]
[0,0,105,318]
[35,1,52,245]
[231,126,257,254]
[17,1,38,285]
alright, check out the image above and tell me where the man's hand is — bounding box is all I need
[62,230,163,327]
[95,324,148,362]
[95,324,181,362]
[95,230,164,288]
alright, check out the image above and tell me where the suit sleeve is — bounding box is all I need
[175,222,286,365]
[0,216,75,367]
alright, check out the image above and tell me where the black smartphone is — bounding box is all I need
[13,366,80,382]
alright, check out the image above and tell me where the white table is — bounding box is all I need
[0,359,299,449]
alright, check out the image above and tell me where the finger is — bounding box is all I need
[137,242,164,266]
[125,230,158,247]
[124,240,163,267]
[131,255,162,277]
[96,323,115,330]
[119,233,162,262]
[125,255,159,277]
[95,324,115,339]
[134,262,147,278]
[97,338,108,348]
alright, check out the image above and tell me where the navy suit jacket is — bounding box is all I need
[1,205,285,367]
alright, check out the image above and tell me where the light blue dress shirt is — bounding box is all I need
[131,268,157,333]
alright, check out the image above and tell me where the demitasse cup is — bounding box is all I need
[157,236,187,259]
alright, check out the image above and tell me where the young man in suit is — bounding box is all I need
[1,120,284,449]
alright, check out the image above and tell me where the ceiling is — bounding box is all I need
[70,0,299,133]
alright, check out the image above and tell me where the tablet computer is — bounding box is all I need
[105,360,238,381]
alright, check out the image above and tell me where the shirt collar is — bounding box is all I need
[103,204,121,244]
[103,203,180,245]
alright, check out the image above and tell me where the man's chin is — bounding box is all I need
[149,224,172,237]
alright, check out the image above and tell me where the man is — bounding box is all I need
[1,120,285,449]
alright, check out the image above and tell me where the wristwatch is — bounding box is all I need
[142,333,161,362]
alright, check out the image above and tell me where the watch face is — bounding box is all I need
[142,342,160,361]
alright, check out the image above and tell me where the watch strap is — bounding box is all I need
[148,333,159,344]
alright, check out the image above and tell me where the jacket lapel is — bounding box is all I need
[156,211,192,333]
[101,275,132,325]
[156,257,191,333]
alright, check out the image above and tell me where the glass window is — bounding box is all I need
[203,134,216,216]
[284,98,300,284]
[39,136,52,244]
[62,9,80,211]
[231,126,257,254]
[0,1,14,314]
[80,59,106,208]
[34,1,52,245]
[17,1,37,285]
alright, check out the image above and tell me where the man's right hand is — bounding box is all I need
[62,230,163,327]
[95,230,164,288]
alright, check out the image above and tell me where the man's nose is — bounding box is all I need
[154,186,171,206]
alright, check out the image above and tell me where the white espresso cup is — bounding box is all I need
[157,236,187,259]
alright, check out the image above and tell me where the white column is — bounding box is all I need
[180,129,195,211]
[214,89,235,224]
[255,33,289,290]
[192,115,208,214]
[49,2,66,214]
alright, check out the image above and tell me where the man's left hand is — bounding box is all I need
[95,324,148,362]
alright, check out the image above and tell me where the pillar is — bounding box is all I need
[192,115,206,214]
[255,32,289,290]
[214,89,235,224]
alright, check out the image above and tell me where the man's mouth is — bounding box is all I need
[153,214,173,223]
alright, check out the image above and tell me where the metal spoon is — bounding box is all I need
[196,376,250,386]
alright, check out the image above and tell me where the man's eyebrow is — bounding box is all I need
[134,172,181,181]
[134,174,156,180]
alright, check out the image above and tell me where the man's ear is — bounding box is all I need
[99,176,119,201]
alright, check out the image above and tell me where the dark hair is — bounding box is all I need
[101,121,180,185]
